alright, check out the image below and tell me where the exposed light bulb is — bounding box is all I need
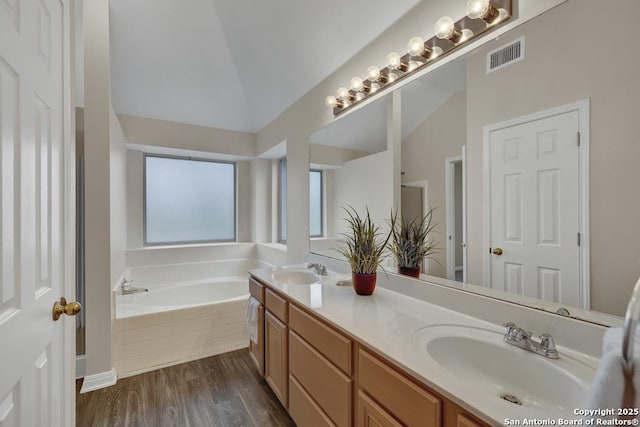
[434,16,455,39]
[337,87,350,100]
[435,16,464,43]
[386,52,403,70]
[367,66,381,81]
[355,92,365,101]
[466,0,501,24]
[350,76,364,92]
[387,72,398,83]
[407,36,425,56]
[369,82,380,93]
[465,0,490,19]
[408,61,420,72]
[325,96,338,108]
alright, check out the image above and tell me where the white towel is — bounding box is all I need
[245,296,260,344]
[603,327,640,356]
[586,328,640,419]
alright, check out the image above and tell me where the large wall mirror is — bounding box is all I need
[308,95,392,258]
[309,0,639,325]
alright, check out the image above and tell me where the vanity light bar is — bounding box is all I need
[325,0,512,115]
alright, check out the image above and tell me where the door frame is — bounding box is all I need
[482,99,590,309]
[63,0,76,424]
[445,151,467,281]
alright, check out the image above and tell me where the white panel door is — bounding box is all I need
[0,0,71,426]
[489,111,580,305]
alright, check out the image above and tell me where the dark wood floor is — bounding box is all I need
[76,349,295,427]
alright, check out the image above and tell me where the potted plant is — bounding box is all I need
[337,206,391,295]
[389,208,438,278]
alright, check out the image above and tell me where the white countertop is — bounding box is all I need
[249,265,599,426]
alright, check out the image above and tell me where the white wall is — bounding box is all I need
[330,150,393,238]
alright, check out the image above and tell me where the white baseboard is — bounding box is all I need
[75,355,86,379]
[80,368,117,394]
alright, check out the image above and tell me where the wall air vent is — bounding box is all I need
[487,36,524,74]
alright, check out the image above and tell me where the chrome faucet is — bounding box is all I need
[120,278,148,295]
[307,263,328,276]
[502,322,558,359]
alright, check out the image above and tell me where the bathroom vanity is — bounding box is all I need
[247,265,597,426]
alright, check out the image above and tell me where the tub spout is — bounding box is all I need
[120,278,148,295]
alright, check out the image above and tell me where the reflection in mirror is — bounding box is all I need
[308,95,390,259]
[310,0,640,325]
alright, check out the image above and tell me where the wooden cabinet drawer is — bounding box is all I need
[289,304,352,375]
[357,390,402,427]
[266,288,288,323]
[248,304,264,376]
[289,374,336,427]
[249,277,265,304]
[358,349,441,426]
[456,414,487,427]
[289,331,352,427]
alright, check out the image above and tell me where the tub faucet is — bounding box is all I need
[120,278,148,295]
[502,322,558,359]
[307,263,327,276]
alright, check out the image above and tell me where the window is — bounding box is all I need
[144,155,236,245]
[278,159,323,242]
[309,170,323,238]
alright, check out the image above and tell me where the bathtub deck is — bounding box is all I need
[76,349,295,427]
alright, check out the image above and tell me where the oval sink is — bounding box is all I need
[272,268,319,285]
[412,325,594,415]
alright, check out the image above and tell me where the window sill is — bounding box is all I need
[128,242,253,251]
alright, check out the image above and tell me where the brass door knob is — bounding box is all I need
[492,247,503,256]
[52,297,82,321]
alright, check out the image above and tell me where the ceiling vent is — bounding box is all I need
[487,36,524,73]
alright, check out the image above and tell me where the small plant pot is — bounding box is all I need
[398,266,421,278]
[352,273,377,295]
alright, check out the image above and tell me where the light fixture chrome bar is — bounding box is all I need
[329,0,512,116]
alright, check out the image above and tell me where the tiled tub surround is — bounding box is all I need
[252,261,607,425]
[113,258,270,377]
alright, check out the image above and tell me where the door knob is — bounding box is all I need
[492,247,503,255]
[52,297,82,321]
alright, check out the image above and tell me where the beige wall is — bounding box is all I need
[117,113,256,157]
[402,91,466,278]
[109,109,127,283]
[83,0,112,376]
[465,0,640,315]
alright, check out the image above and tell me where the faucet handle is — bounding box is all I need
[539,333,556,350]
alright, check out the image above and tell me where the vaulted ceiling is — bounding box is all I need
[109,0,422,133]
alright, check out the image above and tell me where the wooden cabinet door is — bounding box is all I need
[265,310,288,407]
[357,391,402,427]
[249,304,265,376]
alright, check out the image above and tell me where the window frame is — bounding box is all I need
[278,158,287,243]
[143,153,237,246]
